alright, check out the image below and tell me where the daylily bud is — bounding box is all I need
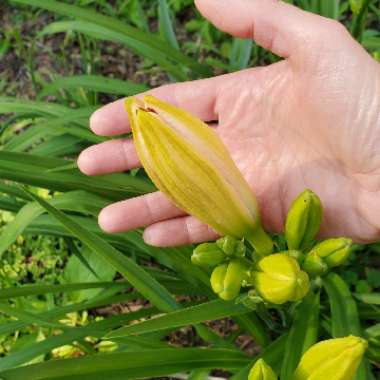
[126,96,273,256]
[210,260,245,300]
[302,252,328,277]
[191,243,225,267]
[292,335,367,380]
[216,236,246,258]
[315,238,352,267]
[303,238,352,276]
[285,190,323,251]
[252,253,310,304]
[248,359,278,380]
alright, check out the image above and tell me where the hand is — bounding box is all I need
[78,0,380,247]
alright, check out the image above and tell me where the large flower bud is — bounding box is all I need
[285,190,323,251]
[252,253,310,304]
[292,336,367,380]
[126,96,272,255]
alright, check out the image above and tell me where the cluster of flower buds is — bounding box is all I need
[248,336,367,380]
[191,236,249,301]
[127,95,354,305]
[191,188,353,305]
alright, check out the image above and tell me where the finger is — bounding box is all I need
[195,0,338,58]
[90,76,223,136]
[98,192,185,233]
[143,216,220,247]
[77,138,140,175]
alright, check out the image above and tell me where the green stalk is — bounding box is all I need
[246,225,273,257]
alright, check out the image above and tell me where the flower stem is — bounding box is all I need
[246,225,273,257]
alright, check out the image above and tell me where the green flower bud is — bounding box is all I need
[191,243,225,267]
[292,335,367,380]
[210,260,245,300]
[314,238,352,267]
[285,190,323,251]
[253,253,310,305]
[302,252,328,277]
[249,359,278,380]
[216,236,246,257]
[303,238,352,276]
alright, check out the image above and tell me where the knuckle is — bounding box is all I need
[321,19,349,37]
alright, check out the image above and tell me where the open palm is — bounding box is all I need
[78,0,380,246]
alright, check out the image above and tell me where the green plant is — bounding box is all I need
[0,0,380,379]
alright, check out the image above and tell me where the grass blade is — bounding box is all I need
[280,292,320,380]
[324,273,367,380]
[158,0,179,50]
[107,298,249,338]
[38,75,148,99]
[0,348,249,379]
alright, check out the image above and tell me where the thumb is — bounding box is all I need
[195,0,344,58]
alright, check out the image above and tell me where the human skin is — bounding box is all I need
[77,0,380,247]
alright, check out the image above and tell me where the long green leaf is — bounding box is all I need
[0,151,154,199]
[0,282,127,300]
[0,348,249,380]
[323,273,367,380]
[158,0,179,50]
[23,188,179,313]
[280,292,320,380]
[38,75,148,99]
[107,298,249,338]
[0,303,67,330]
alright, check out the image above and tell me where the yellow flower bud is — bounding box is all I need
[248,359,278,380]
[253,253,310,304]
[126,96,272,255]
[285,190,323,251]
[292,336,367,380]
[210,260,245,300]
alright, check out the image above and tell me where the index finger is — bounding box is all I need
[90,75,223,136]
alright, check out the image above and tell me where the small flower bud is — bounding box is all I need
[248,358,277,380]
[216,236,246,257]
[191,243,225,267]
[303,237,352,276]
[210,260,245,300]
[302,252,328,277]
[285,190,323,251]
[313,238,352,267]
[292,335,367,380]
[252,253,310,304]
